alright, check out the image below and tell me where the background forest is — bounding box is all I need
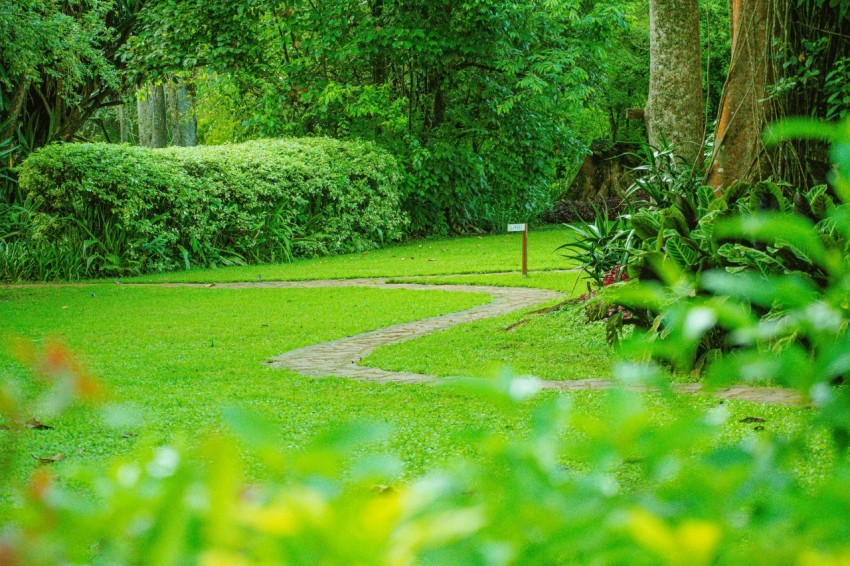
[1,0,849,264]
[0,1,723,231]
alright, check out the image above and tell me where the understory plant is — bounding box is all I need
[565,118,850,368]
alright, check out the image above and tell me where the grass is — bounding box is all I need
[1,227,828,511]
[126,226,576,283]
[0,285,489,483]
[363,303,617,383]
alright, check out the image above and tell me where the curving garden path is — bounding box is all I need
[156,277,806,407]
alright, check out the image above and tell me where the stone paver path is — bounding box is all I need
[152,278,806,406]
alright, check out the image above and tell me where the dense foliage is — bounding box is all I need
[564,116,850,369]
[5,138,404,280]
[3,1,847,233]
[0,0,140,201]
[123,0,630,233]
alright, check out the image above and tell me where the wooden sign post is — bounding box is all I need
[507,223,528,277]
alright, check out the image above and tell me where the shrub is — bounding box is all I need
[13,138,406,279]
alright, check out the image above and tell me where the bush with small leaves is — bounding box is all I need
[12,138,406,280]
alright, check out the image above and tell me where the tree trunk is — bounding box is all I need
[137,89,151,147]
[565,141,641,200]
[179,86,197,147]
[646,0,705,169]
[1,79,29,142]
[150,85,168,148]
[706,0,772,189]
[170,85,197,147]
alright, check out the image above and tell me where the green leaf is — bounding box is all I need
[715,213,835,272]
[764,117,849,146]
[701,270,819,309]
[665,235,700,269]
[606,281,670,310]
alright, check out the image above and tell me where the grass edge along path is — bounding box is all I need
[154,278,806,406]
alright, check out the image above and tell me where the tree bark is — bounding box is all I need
[706,0,772,189]
[180,86,197,147]
[646,0,705,169]
[1,79,29,142]
[150,85,168,148]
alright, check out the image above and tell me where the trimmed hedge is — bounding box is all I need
[16,138,406,277]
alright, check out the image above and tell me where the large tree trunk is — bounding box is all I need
[150,85,168,148]
[646,0,704,169]
[706,0,772,189]
[565,141,641,201]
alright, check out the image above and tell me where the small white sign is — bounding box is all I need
[507,224,527,233]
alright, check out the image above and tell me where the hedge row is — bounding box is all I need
[14,138,406,278]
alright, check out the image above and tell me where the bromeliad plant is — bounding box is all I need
[557,200,636,288]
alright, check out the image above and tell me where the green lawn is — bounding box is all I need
[1,229,825,506]
[0,285,487,482]
[127,226,576,283]
[363,306,615,383]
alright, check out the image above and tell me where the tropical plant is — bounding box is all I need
[606,115,850,367]
[626,143,704,208]
[557,201,635,287]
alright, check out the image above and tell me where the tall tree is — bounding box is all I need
[118,105,129,143]
[645,0,705,168]
[706,0,770,188]
[169,84,197,147]
[137,88,151,146]
[706,1,850,189]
